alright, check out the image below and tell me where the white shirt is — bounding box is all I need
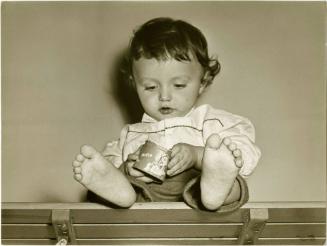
[102,104,261,177]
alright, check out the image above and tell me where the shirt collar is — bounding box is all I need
[141,107,195,123]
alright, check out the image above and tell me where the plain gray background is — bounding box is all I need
[2,2,326,202]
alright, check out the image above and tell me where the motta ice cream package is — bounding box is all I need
[134,141,171,183]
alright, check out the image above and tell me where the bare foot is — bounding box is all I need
[200,134,239,210]
[73,145,136,207]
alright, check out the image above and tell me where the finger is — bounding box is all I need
[170,144,181,157]
[167,160,185,176]
[136,176,154,183]
[129,167,145,178]
[125,161,134,173]
[127,153,139,162]
[168,153,182,169]
[125,161,137,176]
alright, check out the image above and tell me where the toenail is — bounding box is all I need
[81,145,96,157]
[228,143,237,151]
[235,157,244,168]
[72,161,80,167]
[74,174,82,181]
[223,137,231,146]
[74,167,82,173]
[77,154,84,161]
[232,149,241,157]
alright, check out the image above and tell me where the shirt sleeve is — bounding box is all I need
[101,125,129,168]
[202,108,261,178]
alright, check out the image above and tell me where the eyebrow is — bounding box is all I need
[140,75,191,83]
[171,76,191,82]
[139,77,160,84]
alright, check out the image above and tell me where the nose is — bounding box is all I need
[159,86,172,101]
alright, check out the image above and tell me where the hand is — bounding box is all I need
[125,149,154,183]
[167,143,198,177]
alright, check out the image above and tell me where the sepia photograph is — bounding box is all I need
[2,1,326,245]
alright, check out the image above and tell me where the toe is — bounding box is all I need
[72,160,81,167]
[205,134,223,150]
[76,154,85,162]
[223,137,232,146]
[74,174,82,181]
[81,145,98,158]
[228,143,237,151]
[74,167,82,174]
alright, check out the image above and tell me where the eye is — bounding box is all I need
[174,84,186,88]
[145,85,157,91]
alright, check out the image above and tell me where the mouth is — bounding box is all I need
[159,107,174,115]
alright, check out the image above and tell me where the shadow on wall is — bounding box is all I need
[108,48,144,124]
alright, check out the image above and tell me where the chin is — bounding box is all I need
[153,114,171,121]
[148,111,183,121]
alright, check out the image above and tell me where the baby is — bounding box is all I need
[73,17,261,211]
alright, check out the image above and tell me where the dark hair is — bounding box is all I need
[123,17,220,87]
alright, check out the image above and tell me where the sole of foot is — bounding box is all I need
[200,134,239,210]
[73,145,136,208]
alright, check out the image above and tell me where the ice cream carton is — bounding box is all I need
[134,141,171,183]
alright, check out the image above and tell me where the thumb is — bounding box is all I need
[127,153,139,161]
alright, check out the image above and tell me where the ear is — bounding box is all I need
[198,82,206,95]
[128,75,136,89]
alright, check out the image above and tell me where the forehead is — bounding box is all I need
[132,57,203,81]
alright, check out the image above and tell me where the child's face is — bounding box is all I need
[132,56,206,121]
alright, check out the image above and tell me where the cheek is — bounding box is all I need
[176,91,198,107]
[182,87,201,100]
[137,91,156,105]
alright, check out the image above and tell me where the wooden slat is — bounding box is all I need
[261,223,326,238]
[0,238,238,245]
[1,202,195,210]
[4,207,324,224]
[2,201,325,210]
[71,209,245,224]
[2,223,242,239]
[76,238,238,245]
[257,238,326,245]
[1,239,56,245]
[1,208,245,224]
[2,202,326,246]
[2,238,325,246]
[74,224,242,238]
[3,207,324,224]
[2,209,52,224]
[1,224,55,239]
[243,202,326,209]
[267,208,326,223]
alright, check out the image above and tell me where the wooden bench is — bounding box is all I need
[2,202,326,245]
